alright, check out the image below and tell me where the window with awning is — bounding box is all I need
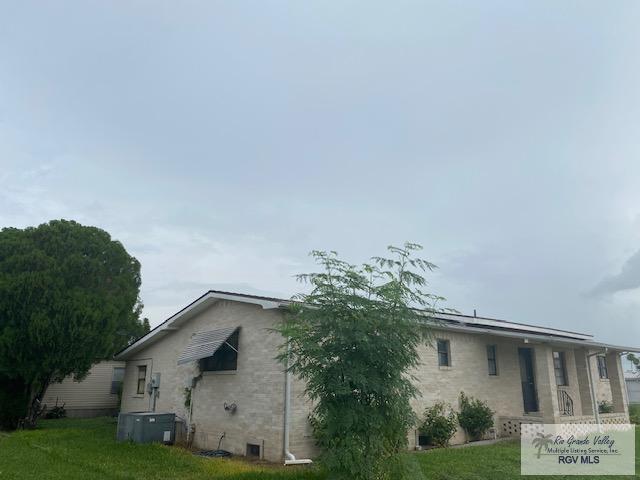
[177,326,240,368]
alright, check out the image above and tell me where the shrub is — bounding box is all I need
[44,405,67,419]
[419,402,457,447]
[598,400,614,414]
[457,392,493,441]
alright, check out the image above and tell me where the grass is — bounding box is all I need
[0,417,322,480]
[415,437,638,480]
[0,417,637,479]
[630,403,640,424]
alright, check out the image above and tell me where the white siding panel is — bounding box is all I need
[42,360,125,410]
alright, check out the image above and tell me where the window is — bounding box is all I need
[487,345,498,375]
[137,366,147,395]
[111,367,125,395]
[597,355,609,379]
[437,339,450,367]
[553,351,568,386]
[200,330,239,372]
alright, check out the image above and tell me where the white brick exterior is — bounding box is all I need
[121,300,287,461]
[119,296,629,462]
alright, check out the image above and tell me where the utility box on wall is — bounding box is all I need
[117,412,176,445]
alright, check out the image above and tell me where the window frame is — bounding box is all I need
[553,351,568,386]
[111,366,125,395]
[437,339,450,367]
[136,365,147,395]
[487,344,498,376]
[597,355,609,379]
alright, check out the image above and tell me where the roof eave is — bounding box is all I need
[431,312,593,340]
[114,291,286,360]
[435,323,640,352]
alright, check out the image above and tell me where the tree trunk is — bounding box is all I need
[22,379,49,429]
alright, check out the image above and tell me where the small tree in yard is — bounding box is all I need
[0,220,147,429]
[276,243,447,479]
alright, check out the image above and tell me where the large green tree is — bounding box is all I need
[0,220,146,428]
[276,243,447,480]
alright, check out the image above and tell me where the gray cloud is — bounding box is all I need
[590,249,640,297]
[1,1,640,346]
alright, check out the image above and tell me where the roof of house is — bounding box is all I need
[115,289,640,360]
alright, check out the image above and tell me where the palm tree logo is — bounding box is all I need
[532,432,554,459]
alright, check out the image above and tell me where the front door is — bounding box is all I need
[518,347,538,413]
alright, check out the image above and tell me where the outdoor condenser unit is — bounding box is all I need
[116,412,176,445]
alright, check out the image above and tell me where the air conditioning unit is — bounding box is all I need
[117,412,176,445]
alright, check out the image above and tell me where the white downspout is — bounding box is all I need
[586,350,602,432]
[284,340,312,466]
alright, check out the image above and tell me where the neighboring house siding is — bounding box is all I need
[42,360,125,417]
[120,300,287,462]
[626,379,640,404]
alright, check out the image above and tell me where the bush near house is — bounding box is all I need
[419,402,458,447]
[457,392,494,441]
[43,399,66,420]
[598,400,614,414]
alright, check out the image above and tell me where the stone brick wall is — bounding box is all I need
[409,329,530,446]
[589,352,614,406]
[120,302,629,460]
[120,300,287,462]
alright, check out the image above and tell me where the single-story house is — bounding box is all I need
[115,290,636,463]
[42,360,125,417]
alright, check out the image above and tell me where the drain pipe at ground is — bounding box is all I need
[283,340,312,466]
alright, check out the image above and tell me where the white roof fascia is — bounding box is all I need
[432,313,593,340]
[115,291,285,360]
[116,290,633,360]
[435,322,640,352]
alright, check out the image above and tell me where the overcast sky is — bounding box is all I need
[1,1,639,346]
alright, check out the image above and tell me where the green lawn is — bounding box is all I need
[0,418,322,480]
[0,417,637,479]
[415,438,638,479]
[630,404,640,424]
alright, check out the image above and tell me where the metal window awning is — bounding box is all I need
[177,326,239,365]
